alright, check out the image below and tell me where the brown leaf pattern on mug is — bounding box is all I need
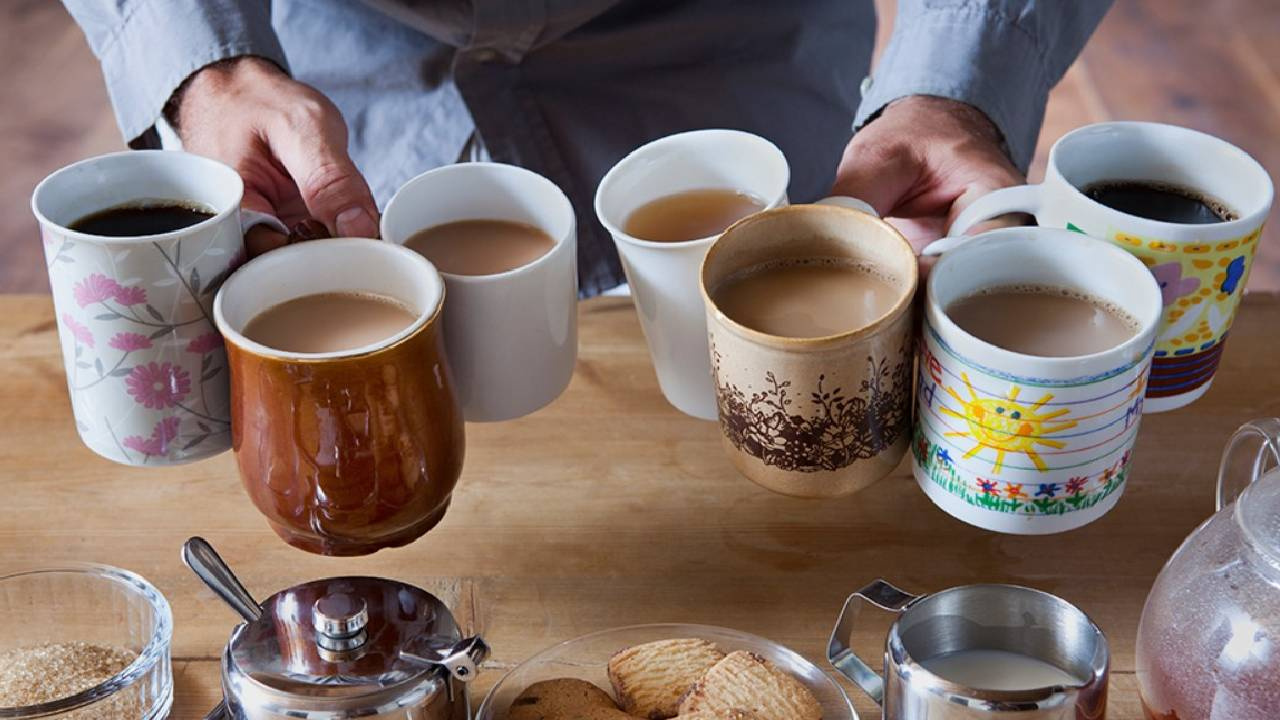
[713,344,911,472]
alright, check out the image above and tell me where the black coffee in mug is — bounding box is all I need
[69,201,215,237]
[1083,180,1237,224]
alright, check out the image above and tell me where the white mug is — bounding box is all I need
[32,150,284,466]
[915,228,1163,534]
[382,162,578,422]
[594,129,790,420]
[946,122,1273,413]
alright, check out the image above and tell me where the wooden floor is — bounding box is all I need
[2,0,1277,292]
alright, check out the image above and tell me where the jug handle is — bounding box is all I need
[827,579,922,706]
[1217,418,1280,511]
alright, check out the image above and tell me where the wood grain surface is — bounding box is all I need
[3,293,1279,719]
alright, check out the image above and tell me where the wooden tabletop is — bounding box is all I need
[3,293,1279,719]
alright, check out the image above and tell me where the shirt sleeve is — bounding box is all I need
[855,0,1113,171]
[61,0,290,145]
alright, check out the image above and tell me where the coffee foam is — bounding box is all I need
[962,284,1142,332]
[1084,179,1239,222]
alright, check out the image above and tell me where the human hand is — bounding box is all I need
[168,57,379,256]
[832,95,1027,252]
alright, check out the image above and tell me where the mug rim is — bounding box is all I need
[699,203,919,348]
[212,237,446,362]
[1046,120,1274,233]
[381,161,576,285]
[30,149,245,245]
[927,227,1163,368]
[888,583,1108,700]
[593,128,790,250]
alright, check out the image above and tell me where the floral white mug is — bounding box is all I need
[32,151,283,466]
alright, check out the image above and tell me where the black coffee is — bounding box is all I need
[69,201,215,237]
[1083,180,1236,224]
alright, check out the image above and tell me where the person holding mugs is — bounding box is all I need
[62,0,1112,277]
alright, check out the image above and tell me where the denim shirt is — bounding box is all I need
[63,0,1111,296]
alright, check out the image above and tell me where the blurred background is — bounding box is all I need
[2,0,1275,293]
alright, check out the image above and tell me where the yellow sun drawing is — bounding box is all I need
[940,373,1078,473]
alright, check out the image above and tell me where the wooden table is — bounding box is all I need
[3,293,1279,719]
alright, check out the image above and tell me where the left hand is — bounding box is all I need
[831,95,1026,251]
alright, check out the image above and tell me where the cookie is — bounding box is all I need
[508,678,631,720]
[677,651,822,720]
[677,712,758,719]
[608,638,726,719]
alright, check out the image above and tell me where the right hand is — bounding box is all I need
[169,57,379,256]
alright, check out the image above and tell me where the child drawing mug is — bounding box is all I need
[945,121,1273,413]
[915,228,1163,534]
[32,151,285,466]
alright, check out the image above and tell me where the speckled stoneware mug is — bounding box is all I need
[699,200,918,498]
[32,150,284,466]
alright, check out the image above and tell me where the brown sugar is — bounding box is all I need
[0,642,139,716]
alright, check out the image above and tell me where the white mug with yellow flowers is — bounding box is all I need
[915,228,1163,535]
[945,122,1273,413]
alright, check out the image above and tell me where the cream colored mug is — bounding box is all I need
[700,200,917,498]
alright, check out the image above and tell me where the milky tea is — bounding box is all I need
[945,286,1139,357]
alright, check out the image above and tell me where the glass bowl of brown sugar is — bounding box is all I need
[0,564,172,719]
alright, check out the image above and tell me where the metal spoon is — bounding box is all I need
[182,537,262,720]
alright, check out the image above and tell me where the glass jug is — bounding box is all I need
[1135,418,1280,719]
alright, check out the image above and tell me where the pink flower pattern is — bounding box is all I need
[61,313,94,347]
[114,285,147,306]
[72,273,123,308]
[185,332,223,355]
[125,362,191,409]
[122,417,181,457]
[55,237,236,463]
[108,332,153,352]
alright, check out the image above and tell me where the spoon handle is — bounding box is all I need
[183,537,262,622]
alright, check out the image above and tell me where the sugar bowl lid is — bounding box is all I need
[183,538,487,718]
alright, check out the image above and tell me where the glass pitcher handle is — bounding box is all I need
[827,579,921,706]
[1216,418,1280,510]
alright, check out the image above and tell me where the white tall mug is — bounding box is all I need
[595,130,790,420]
[382,163,578,422]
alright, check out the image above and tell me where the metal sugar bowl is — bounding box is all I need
[183,538,488,720]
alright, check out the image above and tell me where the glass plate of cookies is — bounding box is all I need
[475,623,856,720]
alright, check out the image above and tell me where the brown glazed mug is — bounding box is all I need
[213,238,464,555]
[700,200,918,498]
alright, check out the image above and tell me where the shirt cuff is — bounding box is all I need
[854,5,1050,172]
[95,0,289,144]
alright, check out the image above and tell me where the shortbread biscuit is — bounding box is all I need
[677,651,822,720]
[508,678,631,720]
[608,638,726,719]
[677,711,758,719]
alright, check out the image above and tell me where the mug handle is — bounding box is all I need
[816,195,880,218]
[919,184,1045,257]
[827,579,922,706]
[240,209,289,235]
[1216,418,1280,510]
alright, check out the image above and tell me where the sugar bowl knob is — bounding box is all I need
[313,593,369,652]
